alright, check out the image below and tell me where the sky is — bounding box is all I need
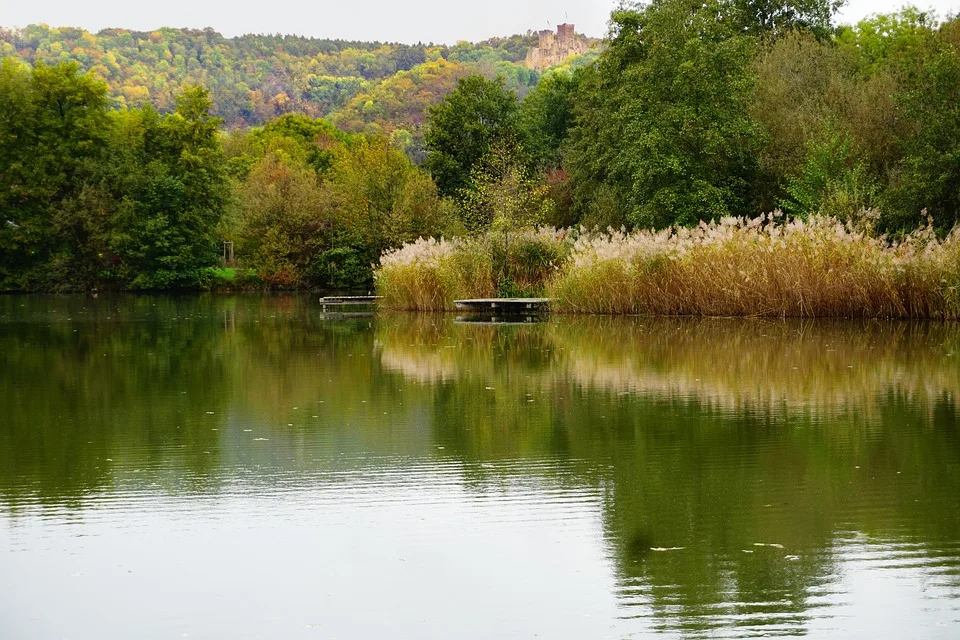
[1,1,958,43]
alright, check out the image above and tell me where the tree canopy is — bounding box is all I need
[423,75,523,197]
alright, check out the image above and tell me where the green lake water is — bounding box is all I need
[1,295,959,639]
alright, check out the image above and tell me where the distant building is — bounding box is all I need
[524,23,590,71]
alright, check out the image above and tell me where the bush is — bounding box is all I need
[310,247,373,290]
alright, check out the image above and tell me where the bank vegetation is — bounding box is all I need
[375,213,960,318]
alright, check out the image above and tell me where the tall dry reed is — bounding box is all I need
[376,228,571,310]
[376,214,960,318]
[548,213,960,319]
[375,237,493,311]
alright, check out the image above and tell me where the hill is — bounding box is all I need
[0,24,553,127]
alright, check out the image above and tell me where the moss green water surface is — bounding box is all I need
[1,295,959,638]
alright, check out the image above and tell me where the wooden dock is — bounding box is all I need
[320,296,380,311]
[320,296,380,304]
[454,298,550,313]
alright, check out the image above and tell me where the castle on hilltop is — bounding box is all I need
[524,24,590,71]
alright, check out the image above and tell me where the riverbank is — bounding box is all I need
[0,266,374,295]
[375,215,960,319]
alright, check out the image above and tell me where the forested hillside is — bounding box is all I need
[0,25,547,127]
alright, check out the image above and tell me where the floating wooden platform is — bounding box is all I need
[319,311,376,319]
[320,295,380,311]
[454,298,550,313]
[320,295,381,305]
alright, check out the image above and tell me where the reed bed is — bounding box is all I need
[548,214,960,318]
[376,228,571,311]
[376,214,960,318]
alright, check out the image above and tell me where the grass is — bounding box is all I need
[548,213,960,318]
[201,266,266,290]
[375,228,571,311]
[375,213,960,319]
[206,267,238,282]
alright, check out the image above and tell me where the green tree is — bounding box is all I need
[109,87,230,289]
[0,60,111,290]
[519,71,578,170]
[750,30,894,215]
[878,14,960,231]
[566,1,764,228]
[251,114,347,174]
[321,136,459,260]
[726,0,843,38]
[756,9,960,232]
[457,141,554,233]
[423,75,523,197]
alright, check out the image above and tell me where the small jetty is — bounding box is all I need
[320,296,380,305]
[320,296,380,311]
[454,298,551,313]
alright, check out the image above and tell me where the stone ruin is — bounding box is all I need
[524,23,590,72]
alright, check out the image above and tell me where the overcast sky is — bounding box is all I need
[2,1,958,43]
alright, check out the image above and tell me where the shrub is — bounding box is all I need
[310,247,373,291]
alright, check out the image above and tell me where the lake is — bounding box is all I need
[1,295,959,639]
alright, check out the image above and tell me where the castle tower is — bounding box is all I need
[525,24,590,72]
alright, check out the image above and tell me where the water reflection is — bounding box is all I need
[376,313,960,636]
[1,296,959,638]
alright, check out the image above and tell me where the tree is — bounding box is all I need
[754,8,960,232]
[237,152,331,287]
[109,87,230,288]
[457,141,553,233]
[726,0,843,39]
[566,1,764,228]
[881,19,960,232]
[423,75,523,197]
[320,136,459,260]
[0,60,111,290]
[252,113,347,174]
[519,71,578,170]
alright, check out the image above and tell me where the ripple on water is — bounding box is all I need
[2,298,960,639]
